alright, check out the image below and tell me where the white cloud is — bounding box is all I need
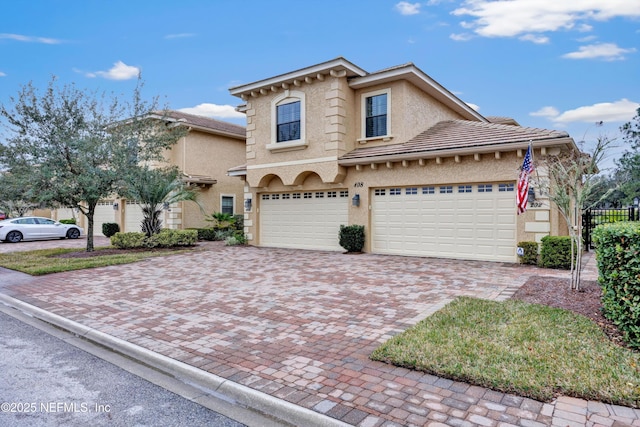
[87,61,140,80]
[0,33,62,44]
[530,106,560,118]
[178,103,245,119]
[451,1,640,39]
[519,34,550,44]
[164,33,195,39]
[531,99,639,124]
[562,43,636,61]
[450,32,474,41]
[395,2,421,15]
[0,71,6,77]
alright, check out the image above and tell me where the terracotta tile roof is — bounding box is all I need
[161,110,246,138]
[339,120,570,163]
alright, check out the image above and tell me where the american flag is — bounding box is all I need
[517,145,534,215]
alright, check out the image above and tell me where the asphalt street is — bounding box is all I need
[0,309,251,427]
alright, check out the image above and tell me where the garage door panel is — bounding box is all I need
[372,183,516,262]
[260,191,348,251]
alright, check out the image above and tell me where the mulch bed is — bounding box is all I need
[512,276,627,348]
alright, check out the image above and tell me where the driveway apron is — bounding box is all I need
[2,243,637,426]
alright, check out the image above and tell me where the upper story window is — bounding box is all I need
[269,90,307,152]
[361,89,391,141]
[366,94,387,137]
[276,101,300,142]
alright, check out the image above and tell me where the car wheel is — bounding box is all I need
[66,228,81,239]
[5,231,23,243]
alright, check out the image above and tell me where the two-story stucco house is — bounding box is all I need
[55,111,246,235]
[229,57,576,262]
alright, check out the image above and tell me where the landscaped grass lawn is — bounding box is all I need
[371,296,640,408]
[0,247,186,275]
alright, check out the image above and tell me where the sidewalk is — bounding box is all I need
[1,244,638,426]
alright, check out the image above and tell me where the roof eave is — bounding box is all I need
[181,123,246,140]
[229,57,367,98]
[348,65,487,123]
[338,136,576,166]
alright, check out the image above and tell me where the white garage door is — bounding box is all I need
[372,183,516,262]
[260,190,349,251]
[124,201,145,233]
[94,200,116,236]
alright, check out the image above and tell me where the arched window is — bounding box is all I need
[269,90,306,151]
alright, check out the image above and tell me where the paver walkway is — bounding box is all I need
[1,240,638,426]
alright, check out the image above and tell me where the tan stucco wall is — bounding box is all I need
[236,69,572,260]
[244,147,570,255]
[163,130,245,229]
[353,80,464,147]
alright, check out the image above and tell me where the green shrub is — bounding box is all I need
[102,222,120,238]
[233,214,244,231]
[110,229,197,249]
[59,218,76,225]
[593,222,640,349]
[339,225,365,253]
[224,233,246,246]
[146,229,197,248]
[539,236,573,269]
[192,228,216,241]
[214,228,234,241]
[517,241,539,265]
[111,232,147,249]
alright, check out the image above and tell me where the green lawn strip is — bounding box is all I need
[0,247,183,275]
[371,296,640,408]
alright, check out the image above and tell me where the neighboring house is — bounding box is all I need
[54,111,246,235]
[228,57,576,262]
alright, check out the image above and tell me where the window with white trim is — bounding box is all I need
[270,90,306,150]
[276,101,300,142]
[221,195,235,214]
[440,186,453,194]
[361,89,390,139]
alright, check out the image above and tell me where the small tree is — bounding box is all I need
[122,166,198,237]
[538,136,615,290]
[0,77,186,251]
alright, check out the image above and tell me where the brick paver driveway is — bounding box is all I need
[1,242,620,426]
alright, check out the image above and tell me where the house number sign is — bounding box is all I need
[354,182,364,188]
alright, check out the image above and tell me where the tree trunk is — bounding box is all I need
[86,203,96,252]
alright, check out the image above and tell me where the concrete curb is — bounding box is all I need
[0,293,351,427]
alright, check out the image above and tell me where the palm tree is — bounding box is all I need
[123,166,198,237]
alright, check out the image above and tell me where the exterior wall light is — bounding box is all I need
[244,198,252,212]
[352,194,360,207]
[527,187,536,203]
[112,202,119,211]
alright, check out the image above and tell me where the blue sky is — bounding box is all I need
[1,1,638,168]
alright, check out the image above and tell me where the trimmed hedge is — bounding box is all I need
[539,236,573,269]
[111,232,147,249]
[102,222,120,238]
[110,229,197,249]
[593,222,640,349]
[517,241,539,265]
[59,218,77,224]
[339,225,365,253]
[146,229,197,248]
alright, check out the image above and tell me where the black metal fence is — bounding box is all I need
[582,207,640,250]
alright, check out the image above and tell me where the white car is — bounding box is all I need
[0,217,83,243]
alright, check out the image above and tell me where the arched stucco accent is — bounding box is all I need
[292,166,348,186]
[254,173,282,188]
[292,171,317,186]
